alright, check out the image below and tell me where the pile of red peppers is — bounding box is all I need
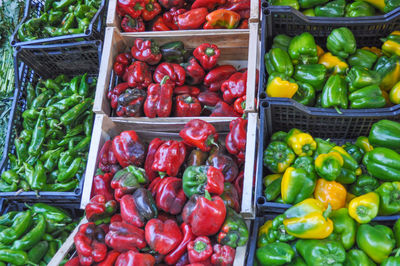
[109,39,256,118]
[116,0,250,32]
[66,118,249,266]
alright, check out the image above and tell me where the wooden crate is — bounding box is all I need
[93,26,258,120]
[107,0,259,28]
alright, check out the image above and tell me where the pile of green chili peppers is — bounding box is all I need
[0,73,95,193]
[17,0,102,42]
[0,203,77,265]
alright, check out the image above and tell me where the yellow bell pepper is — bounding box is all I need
[314,178,347,210]
[382,31,400,57]
[355,136,374,153]
[315,151,344,181]
[263,174,282,186]
[348,192,380,224]
[360,0,385,12]
[318,52,349,75]
[390,81,400,104]
[266,76,298,98]
[257,220,272,248]
[286,130,317,157]
[283,198,334,239]
[317,45,324,58]
[362,46,383,57]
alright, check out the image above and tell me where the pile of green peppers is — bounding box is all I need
[265,28,400,112]
[1,73,95,193]
[17,0,102,42]
[0,203,77,265]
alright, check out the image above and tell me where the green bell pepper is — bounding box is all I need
[271,131,288,142]
[381,32,400,57]
[264,174,282,201]
[363,147,400,181]
[314,138,336,159]
[330,146,359,171]
[281,166,316,204]
[270,0,301,9]
[343,143,363,164]
[296,239,346,266]
[394,218,400,247]
[375,182,400,215]
[293,81,316,106]
[293,64,327,91]
[265,48,294,76]
[355,136,374,153]
[345,249,376,266]
[348,49,378,69]
[357,224,395,263]
[293,156,315,175]
[369,120,400,152]
[349,85,386,109]
[303,8,316,15]
[336,168,357,184]
[345,1,376,17]
[217,207,248,248]
[315,151,343,181]
[327,27,357,59]
[346,67,381,92]
[373,55,400,91]
[288,32,319,65]
[160,41,188,63]
[321,74,348,113]
[256,242,295,266]
[328,208,356,250]
[314,0,346,17]
[384,0,400,12]
[272,35,293,52]
[349,175,379,196]
[264,214,296,243]
[182,165,220,198]
[263,141,296,174]
[299,0,329,9]
[381,254,400,266]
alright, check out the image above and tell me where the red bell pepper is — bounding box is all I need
[108,83,130,109]
[120,188,157,227]
[176,253,190,266]
[159,0,186,9]
[188,236,213,263]
[112,130,146,168]
[152,17,171,31]
[115,251,156,266]
[204,101,240,117]
[144,76,174,118]
[123,61,153,89]
[152,176,187,214]
[174,85,201,97]
[115,87,147,117]
[182,192,226,236]
[64,257,80,266]
[145,138,166,182]
[131,39,162,65]
[111,165,148,201]
[162,7,186,30]
[105,222,146,252]
[85,195,117,222]
[114,53,132,77]
[192,0,227,10]
[179,119,218,152]
[221,71,247,104]
[238,19,249,29]
[142,0,161,21]
[203,65,237,92]
[181,57,205,85]
[193,43,221,70]
[111,214,123,223]
[177,8,208,30]
[174,94,202,117]
[97,250,121,266]
[233,95,246,115]
[207,149,239,182]
[121,15,145,32]
[164,223,196,265]
[220,0,250,18]
[145,218,183,255]
[117,0,145,18]
[198,91,221,107]
[152,140,186,177]
[221,182,240,212]
[98,140,120,174]
[211,244,235,266]
[234,170,244,202]
[203,10,241,29]
[74,223,108,265]
[153,63,185,87]
[225,117,247,163]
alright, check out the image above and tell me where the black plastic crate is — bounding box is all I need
[256,101,400,214]
[259,7,400,122]
[0,200,84,217]
[10,0,106,47]
[246,214,400,266]
[0,41,101,203]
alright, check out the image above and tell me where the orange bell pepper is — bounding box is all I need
[203,10,241,29]
[314,178,347,210]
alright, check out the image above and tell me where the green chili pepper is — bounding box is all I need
[0,211,32,244]
[28,241,48,264]
[15,138,29,162]
[60,98,93,126]
[69,75,80,94]
[84,113,94,136]
[12,214,46,251]
[45,180,79,192]
[78,73,89,97]
[0,249,32,266]
[19,180,30,191]
[31,90,53,109]
[57,157,82,183]
[0,212,19,226]
[69,136,91,155]
[1,170,19,185]
[43,241,58,264]
[19,130,32,143]
[31,161,46,190]
[28,110,46,157]
[30,203,72,223]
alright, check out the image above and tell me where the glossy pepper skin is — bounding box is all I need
[74,223,108,265]
[256,242,294,266]
[286,129,317,156]
[211,244,235,266]
[296,239,346,266]
[150,176,187,214]
[154,62,186,87]
[390,80,400,104]
[272,35,292,52]
[348,49,378,69]
[207,148,239,182]
[348,192,379,223]
[261,214,295,244]
[343,142,364,164]
[264,174,282,201]
[265,48,294,76]
[356,136,374,153]
[288,32,318,65]
[382,31,400,57]
[217,207,248,248]
[357,224,395,263]
[281,166,316,204]
[182,192,226,236]
[187,236,213,263]
[374,55,400,91]
[145,218,183,255]
[120,188,157,227]
[193,43,221,70]
[105,221,146,252]
[349,84,386,109]
[221,71,247,104]
[85,195,117,222]
[327,27,357,59]
[204,65,237,92]
[180,119,218,152]
[174,94,202,117]
[363,147,400,181]
[152,140,186,177]
[111,165,148,201]
[205,101,241,117]
[225,118,247,163]
[112,130,146,168]
[315,0,345,17]
[298,0,329,8]
[318,52,349,75]
[114,53,132,77]
[271,0,301,9]
[221,182,240,212]
[328,208,356,250]
[314,178,347,210]
[293,64,326,92]
[266,72,299,98]
[263,141,295,174]
[121,15,145,32]
[115,251,155,266]
[375,182,400,215]
[164,223,196,265]
[131,39,162,65]
[349,174,379,196]
[321,74,348,113]
[117,0,145,18]
[183,165,224,197]
[192,0,226,9]
[181,57,205,85]
[144,138,165,182]
[160,41,188,63]
[204,10,241,29]
[315,151,343,181]
[174,85,201,97]
[283,198,334,239]
[124,61,153,89]
[368,120,400,152]
[345,249,376,266]
[346,66,381,92]
[177,8,208,30]
[144,77,174,118]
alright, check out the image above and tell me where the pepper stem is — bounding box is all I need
[16,189,24,196]
[205,47,215,56]
[160,76,170,85]
[395,248,400,257]
[334,106,343,115]
[204,190,212,201]
[323,204,332,220]
[159,172,166,178]
[203,105,215,111]
[194,240,207,253]
[184,96,194,104]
